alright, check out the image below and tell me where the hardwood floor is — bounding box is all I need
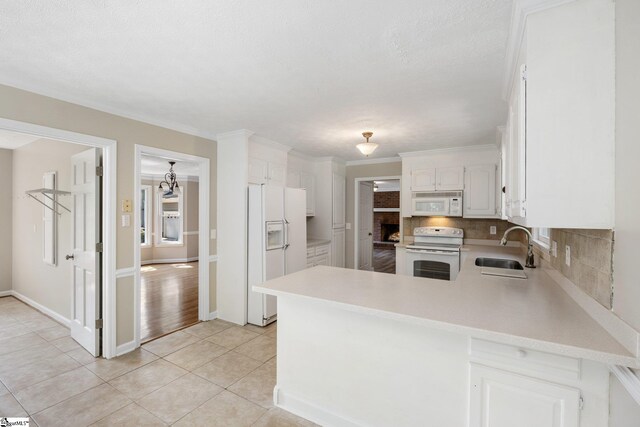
[140,262,199,343]
[373,247,396,274]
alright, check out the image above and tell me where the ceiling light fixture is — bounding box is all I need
[158,161,181,198]
[357,131,378,157]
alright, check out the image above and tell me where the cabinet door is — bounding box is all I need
[411,168,436,191]
[248,157,268,184]
[332,174,346,228]
[506,64,527,219]
[469,364,580,427]
[436,166,464,191]
[331,228,345,268]
[268,162,287,186]
[300,172,315,216]
[287,170,301,188]
[464,165,497,217]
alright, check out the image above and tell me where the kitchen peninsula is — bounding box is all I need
[255,245,639,427]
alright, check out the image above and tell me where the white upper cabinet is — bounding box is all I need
[411,168,436,191]
[287,170,301,188]
[267,162,287,186]
[248,157,269,185]
[332,173,346,229]
[436,166,464,191]
[300,172,316,216]
[464,164,498,218]
[411,167,464,192]
[502,0,615,228]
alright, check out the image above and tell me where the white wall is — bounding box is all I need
[0,148,12,293]
[11,138,86,319]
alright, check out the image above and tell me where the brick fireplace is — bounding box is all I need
[373,191,400,246]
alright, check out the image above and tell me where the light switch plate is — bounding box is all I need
[122,199,132,213]
[551,241,557,257]
[565,245,571,266]
[121,214,130,227]
[489,226,497,235]
[345,223,351,230]
[210,229,217,239]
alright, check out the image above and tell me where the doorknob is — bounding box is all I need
[368,232,373,236]
[65,254,74,260]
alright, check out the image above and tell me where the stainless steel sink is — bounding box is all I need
[475,257,524,270]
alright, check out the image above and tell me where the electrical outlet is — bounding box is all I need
[490,226,497,235]
[551,241,557,257]
[565,245,571,266]
[210,229,217,239]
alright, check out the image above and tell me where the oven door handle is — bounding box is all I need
[406,249,459,256]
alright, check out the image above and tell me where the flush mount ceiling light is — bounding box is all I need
[158,161,181,198]
[356,131,378,156]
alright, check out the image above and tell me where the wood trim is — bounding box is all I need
[140,257,199,266]
[116,340,137,357]
[115,267,136,279]
[0,291,14,297]
[274,386,364,427]
[345,157,401,166]
[610,365,640,406]
[208,311,218,320]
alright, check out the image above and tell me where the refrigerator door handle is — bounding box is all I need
[283,218,290,249]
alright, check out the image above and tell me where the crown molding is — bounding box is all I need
[398,144,498,158]
[216,129,254,141]
[502,0,577,99]
[345,156,401,166]
[288,150,316,162]
[0,80,218,142]
[249,135,293,153]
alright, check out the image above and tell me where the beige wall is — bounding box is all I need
[345,162,402,269]
[0,84,217,347]
[11,139,86,317]
[0,148,12,292]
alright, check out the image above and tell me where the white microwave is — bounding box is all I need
[411,191,463,217]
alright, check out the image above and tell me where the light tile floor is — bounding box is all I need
[0,296,316,426]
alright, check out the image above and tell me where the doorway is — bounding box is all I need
[0,117,117,358]
[134,145,210,347]
[354,176,401,274]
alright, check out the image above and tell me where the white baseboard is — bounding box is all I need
[10,291,71,328]
[208,311,218,320]
[274,386,364,427]
[0,290,13,297]
[141,257,199,266]
[116,340,137,357]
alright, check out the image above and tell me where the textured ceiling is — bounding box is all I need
[141,155,200,176]
[0,0,513,160]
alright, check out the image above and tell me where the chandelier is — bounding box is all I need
[158,161,181,198]
[357,132,378,156]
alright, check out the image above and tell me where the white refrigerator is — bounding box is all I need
[247,184,307,326]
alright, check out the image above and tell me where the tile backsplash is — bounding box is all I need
[403,217,520,242]
[543,229,614,309]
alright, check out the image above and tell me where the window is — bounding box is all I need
[140,186,152,247]
[156,186,184,246]
[533,227,550,248]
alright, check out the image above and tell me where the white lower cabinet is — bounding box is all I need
[306,244,331,268]
[470,363,580,427]
[331,228,345,268]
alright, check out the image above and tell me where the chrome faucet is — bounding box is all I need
[500,226,536,268]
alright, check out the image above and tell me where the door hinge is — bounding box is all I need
[95,319,103,329]
[96,242,103,253]
[579,396,584,410]
[96,166,104,177]
[521,64,527,81]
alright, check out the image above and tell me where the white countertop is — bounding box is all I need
[307,238,331,248]
[255,245,638,367]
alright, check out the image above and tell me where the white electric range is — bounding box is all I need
[405,227,464,281]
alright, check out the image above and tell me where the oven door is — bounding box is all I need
[405,248,460,281]
[411,197,450,216]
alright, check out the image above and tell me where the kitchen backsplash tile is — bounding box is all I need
[403,217,520,242]
[544,229,614,309]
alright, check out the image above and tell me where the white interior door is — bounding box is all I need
[70,148,102,356]
[358,181,374,271]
